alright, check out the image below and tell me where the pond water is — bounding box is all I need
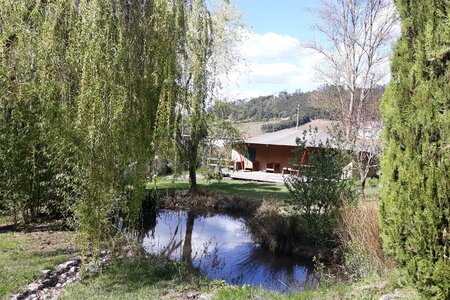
[142,209,317,292]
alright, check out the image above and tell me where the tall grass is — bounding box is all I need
[336,205,393,280]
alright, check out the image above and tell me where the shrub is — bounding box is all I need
[246,203,304,253]
[284,128,356,246]
[197,165,223,182]
[261,116,310,133]
[380,1,450,298]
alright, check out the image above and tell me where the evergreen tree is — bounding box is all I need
[380,1,449,298]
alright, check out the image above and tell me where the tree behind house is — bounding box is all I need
[307,0,398,199]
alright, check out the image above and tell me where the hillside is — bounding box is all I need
[215,85,384,133]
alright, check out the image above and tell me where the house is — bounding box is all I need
[231,119,336,172]
[230,119,379,181]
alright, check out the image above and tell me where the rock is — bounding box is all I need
[100,250,107,256]
[186,291,199,298]
[56,283,62,288]
[379,290,404,300]
[56,260,78,272]
[26,283,43,293]
[69,266,76,273]
[43,274,59,287]
[40,270,51,276]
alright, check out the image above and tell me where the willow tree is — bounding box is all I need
[380,1,449,298]
[173,0,239,192]
[0,0,183,249]
[0,0,84,222]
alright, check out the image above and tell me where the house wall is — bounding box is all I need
[249,144,296,172]
[233,144,379,177]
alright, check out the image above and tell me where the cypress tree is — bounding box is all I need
[380,1,449,298]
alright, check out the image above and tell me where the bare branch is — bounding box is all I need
[305,0,398,198]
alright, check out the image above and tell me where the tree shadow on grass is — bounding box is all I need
[89,256,206,295]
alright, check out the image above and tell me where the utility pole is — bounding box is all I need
[296,104,300,129]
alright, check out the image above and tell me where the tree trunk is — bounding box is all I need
[188,141,198,193]
[359,176,366,200]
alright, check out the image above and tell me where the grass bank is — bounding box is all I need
[59,255,216,300]
[59,254,421,300]
[151,177,290,201]
[0,227,79,299]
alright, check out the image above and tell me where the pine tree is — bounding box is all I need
[380,1,450,298]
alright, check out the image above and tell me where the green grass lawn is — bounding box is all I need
[150,177,291,201]
[0,230,79,299]
[59,256,215,300]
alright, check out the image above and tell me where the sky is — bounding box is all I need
[223,0,328,100]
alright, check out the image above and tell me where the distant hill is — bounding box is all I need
[213,85,384,133]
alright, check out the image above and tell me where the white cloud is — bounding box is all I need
[220,30,326,100]
[240,32,300,61]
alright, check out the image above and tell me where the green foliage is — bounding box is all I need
[342,241,378,282]
[159,0,238,192]
[216,89,332,122]
[261,115,310,133]
[284,128,355,245]
[246,209,306,254]
[380,1,450,298]
[197,165,223,182]
[214,85,385,126]
[0,0,197,250]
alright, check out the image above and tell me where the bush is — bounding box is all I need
[197,165,223,182]
[284,128,356,246]
[261,116,310,133]
[246,203,304,253]
[380,1,450,298]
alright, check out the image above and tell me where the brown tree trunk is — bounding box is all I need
[360,176,366,200]
[188,141,198,193]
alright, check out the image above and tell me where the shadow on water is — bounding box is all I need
[141,209,318,293]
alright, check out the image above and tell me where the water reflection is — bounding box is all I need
[142,210,317,292]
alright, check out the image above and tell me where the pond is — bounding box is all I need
[142,209,317,292]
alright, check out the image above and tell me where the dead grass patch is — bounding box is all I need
[336,205,394,278]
